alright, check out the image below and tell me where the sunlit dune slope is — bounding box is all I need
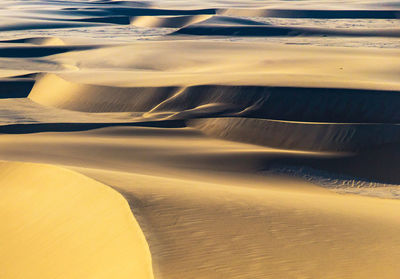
[81,165,400,279]
[1,1,400,278]
[0,131,400,278]
[52,41,400,89]
[28,74,179,112]
[130,14,212,28]
[0,161,153,279]
[25,73,400,153]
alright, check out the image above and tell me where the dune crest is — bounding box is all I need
[189,117,400,152]
[28,74,179,112]
[1,0,400,278]
[131,15,212,28]
[0,161,154,279]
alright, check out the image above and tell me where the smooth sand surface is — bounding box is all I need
[0,161,153,279]
[1,0,400,278]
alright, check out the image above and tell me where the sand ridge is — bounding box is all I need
[1,0,400,278]
[0,161,154,279]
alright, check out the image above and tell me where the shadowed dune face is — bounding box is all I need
[0,78,34,98]
[0,0,399,46]
[189,118,400,152]
[1,134,400,279]
[22,72,400,153]
[173,25,400,37]
[27,74,400,122]
[0,37,65,46]
[28,74,180,112]
[0,45,96,58]
[221,8,400,18]
[1,0,400,278]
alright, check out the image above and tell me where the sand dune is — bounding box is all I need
[0,129,400,278]
[27,74,400,124]
[144,85,400,123]
[189,118,400,152]
[47,41,400,89]
[1,0,400,278]
[131,15,212,28]
[54,6,217,17]
[130,15,266,28]
[198,15,267,25]
[220,8,400,19]
[29,74,179,112]
[0,37,65,46]
[0,125,398,188]
[84,167,400,279]
[174,25,400,37]
[0,161,153,279]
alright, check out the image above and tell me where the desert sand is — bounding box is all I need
[1,0,400,278]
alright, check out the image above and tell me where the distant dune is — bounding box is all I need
[221,8,400,18]
[1,0,400,278]
[174,25,400,37]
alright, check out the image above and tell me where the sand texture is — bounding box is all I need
[1,0,400,278]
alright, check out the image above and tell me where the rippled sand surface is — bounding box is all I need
[1,1,400,278]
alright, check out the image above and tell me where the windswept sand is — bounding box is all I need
[0,161,153,279]
[1,0,400,278]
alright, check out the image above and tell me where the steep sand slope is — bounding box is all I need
[28,74,179,112]
[82,167,400,279]
[1,0,400,278]
[189,118,400,152]
[0,161,153,279]
[0,131,400,278]
[131,14,212,28]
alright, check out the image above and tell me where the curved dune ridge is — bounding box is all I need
[130,15,267,28]
[189,118,400,152]
[2,0,398,36]
[0,161,154,279]
[25,74,400,151]
[145,85,400,123]
[29,75,400,123]
[1,131,400,278]
[82,166,400,279]
[130,15,212,28]
[1,1,400,278]
[29,74,180,112]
